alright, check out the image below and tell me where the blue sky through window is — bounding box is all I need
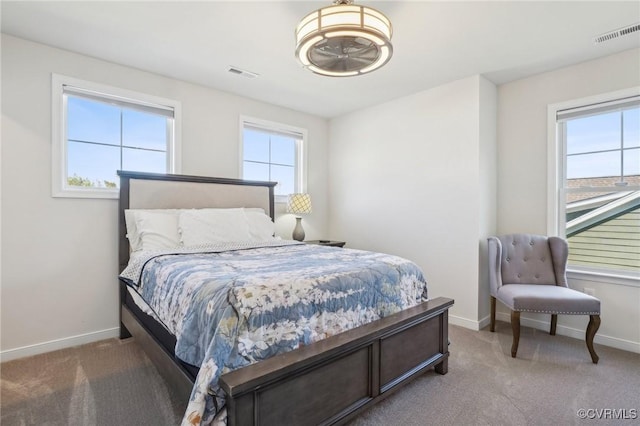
[566,107,640,180]
[66,96,168,187]
[243,127,297,195]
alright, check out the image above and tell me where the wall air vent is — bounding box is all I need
[594,22,640,44]
[227,66,259,78]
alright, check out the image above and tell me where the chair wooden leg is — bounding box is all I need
[586,314,601,364]
[550,314,557,336]
[511,310,520,358]
[490,296,496,332]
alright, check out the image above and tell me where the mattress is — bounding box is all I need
[124,286,200,379]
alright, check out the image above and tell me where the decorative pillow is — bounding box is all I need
[125,209,180,252]
[134,210,181,251]
[244,208,276,241]
[179,208,251,246]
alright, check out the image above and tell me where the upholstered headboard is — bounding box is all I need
[117,170,276,272]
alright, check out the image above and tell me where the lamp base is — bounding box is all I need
[292,217,305,241]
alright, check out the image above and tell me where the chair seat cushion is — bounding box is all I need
[497,284,600,315]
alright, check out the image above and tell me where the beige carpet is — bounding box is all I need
[2,324,639,425]
[352,324,640,426]
[1,338,185,425]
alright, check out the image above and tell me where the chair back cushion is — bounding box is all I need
[499,234,557,285]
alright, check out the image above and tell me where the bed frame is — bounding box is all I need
[117,170,454,426]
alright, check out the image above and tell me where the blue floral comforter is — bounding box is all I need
[120,241,428,425]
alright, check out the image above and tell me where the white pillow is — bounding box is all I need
[124,209,143,251]
[135,210,181,251]
[179,208,251,246]
[244,208,276,241]
[125,209,180,251]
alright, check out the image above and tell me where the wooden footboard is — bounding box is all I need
[220,297,453,426]
[122,283,452,425]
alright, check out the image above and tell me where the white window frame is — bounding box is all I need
[239,115,307,203]
[51,74,182,199]
[547,86,640,286]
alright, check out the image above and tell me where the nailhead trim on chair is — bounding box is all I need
[516,308,600,315]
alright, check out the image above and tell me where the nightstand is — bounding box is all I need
[305,240,346,248]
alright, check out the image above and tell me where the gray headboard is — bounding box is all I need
[117,170,276,272]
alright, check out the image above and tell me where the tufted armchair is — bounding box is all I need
[488,234,601,363]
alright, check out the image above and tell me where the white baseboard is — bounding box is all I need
[449,313,493,331]
[477,315,492,330]
[449,312,639,354]
[3,313,638,363]
[0,327,120,362]
[494,312,640,354]
[449,314,482,330]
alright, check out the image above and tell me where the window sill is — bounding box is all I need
[52,188,119,199]
[275,195,289,204]
[567,269,640,288]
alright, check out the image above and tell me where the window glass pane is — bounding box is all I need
[270,135,295,166]
[243,129,270,163]
[241,120,304,197]
[623,107,640,149]
[566,199,640,273]
[623,148,640,177]
[271,164,295,196]
[66,94,172,187]
[560,99,640,275]
[566,111,620,155]
[67,141,120,188]
[123,109,167,151]
[243,161,270,182]
[67,96,120,145]
[123,148,166,174]
[566,151,620,179]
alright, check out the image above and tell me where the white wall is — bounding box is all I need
[328,75,497,329]
[497,48,640,352]
[0,35,330,360]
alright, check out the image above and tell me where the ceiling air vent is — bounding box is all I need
[227,66,259,78]
[594,22,640,44]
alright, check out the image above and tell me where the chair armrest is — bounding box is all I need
[487,236,503,297]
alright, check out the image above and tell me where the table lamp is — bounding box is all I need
[286,193,312,241]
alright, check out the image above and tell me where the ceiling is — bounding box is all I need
[2,1,639,118]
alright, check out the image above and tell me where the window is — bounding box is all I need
[52,74,181,198]
[549,89,639,278]
[240,116,306,201]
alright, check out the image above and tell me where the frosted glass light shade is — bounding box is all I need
[295,0,393,77]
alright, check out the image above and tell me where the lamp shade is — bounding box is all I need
[295,0,393,77]
[287,193,312,214]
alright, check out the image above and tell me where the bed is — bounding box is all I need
[117,170,454,426]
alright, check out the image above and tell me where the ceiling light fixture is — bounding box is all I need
[295,0,393,77]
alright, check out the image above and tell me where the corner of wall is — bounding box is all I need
[477,75,498,322]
